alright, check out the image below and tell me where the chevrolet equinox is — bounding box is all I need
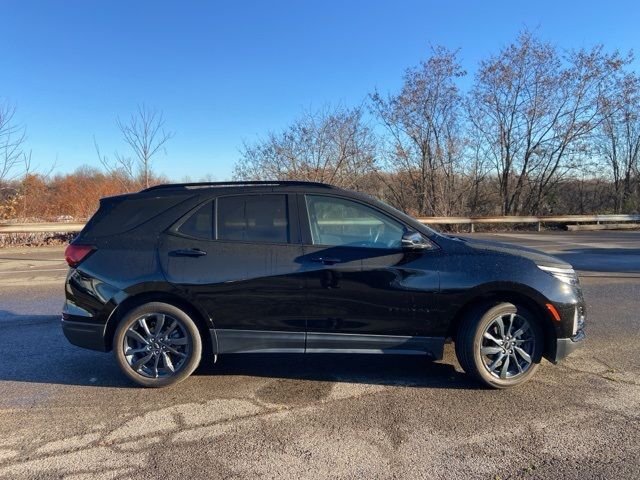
[62,181,585,388]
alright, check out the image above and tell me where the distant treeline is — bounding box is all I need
[0,168,167,221]
[0,166,622,222]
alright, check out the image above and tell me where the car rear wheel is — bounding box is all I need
[455,302,543,388]
[113,302,202,387]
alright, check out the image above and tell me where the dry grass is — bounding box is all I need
[0,232,75,248]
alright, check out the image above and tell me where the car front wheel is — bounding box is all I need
[113,302,202,387]
[455,302,544,388]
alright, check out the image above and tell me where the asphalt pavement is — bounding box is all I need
[0,231,639,479]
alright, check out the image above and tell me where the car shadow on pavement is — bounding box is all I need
[0,310,478,390]
[0,311,131,389]
[195,352,480,390]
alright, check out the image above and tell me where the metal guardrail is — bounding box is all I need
[416,214,640,232]
[1,214,639,234]
[0,223,86,233]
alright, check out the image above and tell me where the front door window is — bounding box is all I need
[305,195,404,249]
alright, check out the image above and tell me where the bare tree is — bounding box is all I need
[467,31,627,215]
[234,105,378,189]
[97,104,173,189]
[596,71,640,212]
[370,46,467,216]
[0,101,29,184]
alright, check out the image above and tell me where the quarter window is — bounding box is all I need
[305,195,404,249]
[177,201,214,240]
[217,195,289,243]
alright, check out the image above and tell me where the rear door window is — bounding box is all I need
[217,195,290,243]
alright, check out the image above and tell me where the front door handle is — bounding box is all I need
[311,256,341,265]
[169,248,207,257]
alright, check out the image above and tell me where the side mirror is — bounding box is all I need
[401,230,433,250]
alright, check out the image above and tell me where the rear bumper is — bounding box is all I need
[61,317,107,351]
[552,329,585,362]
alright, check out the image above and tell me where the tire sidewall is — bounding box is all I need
[113,302,202,388]
[471,303,543,389]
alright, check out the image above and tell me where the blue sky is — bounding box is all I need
[2,0,639,181]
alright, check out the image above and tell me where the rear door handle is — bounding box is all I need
[169,248,207,257]
[311,256,341,265]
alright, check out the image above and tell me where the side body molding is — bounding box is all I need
[211,329,445,360]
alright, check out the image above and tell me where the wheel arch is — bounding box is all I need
[104,291,216,356]
[447,288,557,360]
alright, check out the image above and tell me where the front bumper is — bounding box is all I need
[546,281,586,362]
[552,329,585,362]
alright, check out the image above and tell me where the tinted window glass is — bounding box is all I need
[305,195,403,249]
[217,195,289,243]
[177,201,213,239]
[81,194,191,239]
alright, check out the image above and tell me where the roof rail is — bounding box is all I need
[142,180,335,192]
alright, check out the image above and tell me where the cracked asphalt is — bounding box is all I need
[0,231,639,479]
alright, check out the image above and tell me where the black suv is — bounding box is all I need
[62,181,585,388]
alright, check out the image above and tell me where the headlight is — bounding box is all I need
[573,305,586,335]
[538,265,580,286]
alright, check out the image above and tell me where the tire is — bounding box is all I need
[455,302,543,389]
[113,302,202,388]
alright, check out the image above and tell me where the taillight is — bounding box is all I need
[64,244,95,267]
